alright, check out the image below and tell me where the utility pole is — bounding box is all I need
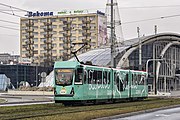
[111,0,115,68]
[137,27,142,70]
[154,25,157,35]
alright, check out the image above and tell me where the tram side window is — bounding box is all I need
[119,74,124,91]
[103,71,107,84]
[123,73,128,89]
[114,72,117,85]
[97,71,102,84]
[88,70,93,84]
[133,74,138,85]
[75,68,83,84]
[107,72,110,84]
[84,70,87,84]
[139,75,145,85]
[93,70,97,84]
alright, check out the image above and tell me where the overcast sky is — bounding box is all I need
[1,0,180,54]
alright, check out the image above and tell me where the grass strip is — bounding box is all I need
[0,98,179,120]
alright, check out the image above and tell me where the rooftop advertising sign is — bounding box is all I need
[27,11,53,17]
[57,10,88,15]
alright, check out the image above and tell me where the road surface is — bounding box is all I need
[114,106,180,120]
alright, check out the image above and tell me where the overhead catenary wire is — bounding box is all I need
[0,25,19,31]
[122,14,180,24]
[38,4,180,11]
[0,2,29,12]
[0,19,19,25]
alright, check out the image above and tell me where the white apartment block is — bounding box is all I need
[20,12,107,66]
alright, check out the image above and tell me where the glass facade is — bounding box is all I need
[0,65,52,88]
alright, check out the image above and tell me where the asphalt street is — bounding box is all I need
[0,91,54,106]
[114,106,180,120]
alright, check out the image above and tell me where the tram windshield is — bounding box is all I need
[55,69,74,86]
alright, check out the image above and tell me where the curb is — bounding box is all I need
[0,100,54,105]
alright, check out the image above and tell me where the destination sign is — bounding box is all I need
[57,69,73,73]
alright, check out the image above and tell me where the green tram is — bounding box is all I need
[54,61,148,105]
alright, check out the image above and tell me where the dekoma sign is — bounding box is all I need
[27,11,53,17]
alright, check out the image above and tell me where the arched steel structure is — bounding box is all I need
[71,33,180,93]
[116,33,180,93]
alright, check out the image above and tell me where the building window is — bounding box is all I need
[71,30,76,34]
[59,18,66,21]
[59,43,64,47]
[51,18,56,22]
[40,32,46,35]
[59,31,65,34]
[40,50,46,54]
[53,31,57,35]
[40,38,46,42]
[40,26,46,29]
[59,49,64,53]
[40,44,46,48]
[32,19,38,23]
[59,24,65,28]
[89,16,95,21]
[52,37,56,42]
[33,26,38,29]
[52,44,57,48]
[52,25,57,29]
[33,38,38,43]
[40,19,46,22]
[33,32,39,36]
[59,37,64,41]
[78,24,83,28]
[33,44,38,49]
[52,50,57,54]
[78,17,84,21]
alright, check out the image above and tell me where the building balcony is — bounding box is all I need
[44,40,52,44]
[63,27,72,31]
[43,46,53,50]
[82,38,91,43]
[25,35,34,39]
[82,26,91,30]
[44,34,53,38]
[63,52,70,56]
[63,33,72,37]
[63,38,71,43]
[25,40,34,45]
[25,22,34,27]
[25,28,34,33]
[43,53,51,57]
[82,19,91,24]
[63,45,70,50]
[43,28,53,32]
[82,32,91,36]
[43,22,52,26]
[63,20,72,25]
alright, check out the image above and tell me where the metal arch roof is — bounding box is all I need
[69,46,129,66]
[117,32,180,68]
[69,33,180,66]
[125,32,180,47]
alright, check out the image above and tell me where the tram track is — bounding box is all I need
[0,99,179,120]
[0,98,179,120]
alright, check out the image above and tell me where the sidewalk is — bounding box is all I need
[148,90,180,98]
[4,90,54,96]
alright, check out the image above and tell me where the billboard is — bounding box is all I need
[98,15,108,47]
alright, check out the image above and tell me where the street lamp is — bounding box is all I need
[146,59,165,73]
[146,58,165,95]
